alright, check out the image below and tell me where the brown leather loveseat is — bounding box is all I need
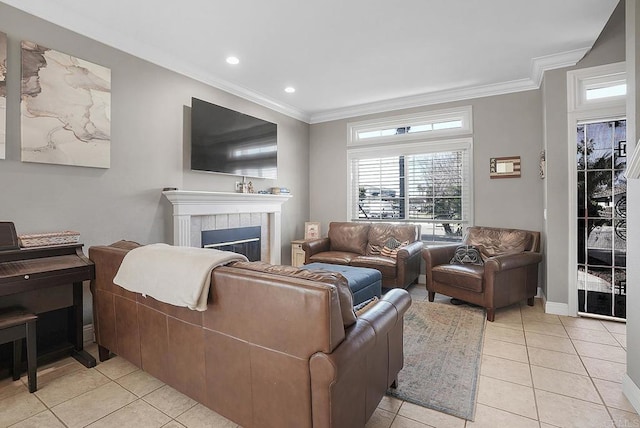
[302,222,422,289]
[89,241,411,428]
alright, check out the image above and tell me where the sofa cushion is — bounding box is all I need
[350,256,397,277]
[309,251,357,265]
[466,228,530,258]
[432,264,484,293]
[328,222,370,255]
[230,261,357,328]
[366,223,418,255]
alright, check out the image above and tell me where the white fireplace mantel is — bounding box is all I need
[163,190,292,264]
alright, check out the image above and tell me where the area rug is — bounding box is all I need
[387,300,486,420]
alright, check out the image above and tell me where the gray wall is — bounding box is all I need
[0,4,310,322]
[625,0,639,404]
[309,91,544,245]
[542,1,625,305]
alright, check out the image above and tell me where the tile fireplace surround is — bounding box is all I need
[162,190,292,264]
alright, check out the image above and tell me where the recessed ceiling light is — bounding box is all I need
[284,87,295,93]
[226,56,239,65]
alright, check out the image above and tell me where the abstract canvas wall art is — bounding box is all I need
[0,32,7,160]
[21,41,111,168]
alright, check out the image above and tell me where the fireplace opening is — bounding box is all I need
[201,226,261,261]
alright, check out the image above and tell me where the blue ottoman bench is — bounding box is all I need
[301,263,382,306]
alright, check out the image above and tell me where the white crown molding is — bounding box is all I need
[530,47,591,86]
[309,78,537,124]
[310,48,591,124]
[156,60,311,123]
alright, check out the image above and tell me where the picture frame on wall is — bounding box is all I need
[489,156,521,179]
[20,40,111,168]
[304,222,321,239]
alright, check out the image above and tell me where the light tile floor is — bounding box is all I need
[0,284,637,428]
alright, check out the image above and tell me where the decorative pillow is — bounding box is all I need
[368,244,382,255]
[354,296,379,316]
[380,237,409,258]
[450,245,484,265]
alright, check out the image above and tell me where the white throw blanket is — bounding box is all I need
[113,243,248,311]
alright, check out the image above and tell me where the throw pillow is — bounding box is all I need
[368,244,382,255]
[354,296,379,316]
[380,237,409,258]
[450,245,484,265]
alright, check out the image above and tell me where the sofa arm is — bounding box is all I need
[396,240,423,261]
[309,321,376,427]
[309,289,410,427]
[302,238,330,263]
[394,241,424,288]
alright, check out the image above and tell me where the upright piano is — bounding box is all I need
[0,243,97,374]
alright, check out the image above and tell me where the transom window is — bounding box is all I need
[568,62,626,111]
[349,106,472,145]
[348,107,473,243]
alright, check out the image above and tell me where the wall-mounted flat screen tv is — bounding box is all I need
[191,97,277,179]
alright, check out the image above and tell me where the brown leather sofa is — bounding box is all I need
[89,241,411,428]
[302,222,422,289]
[422,226,542,321]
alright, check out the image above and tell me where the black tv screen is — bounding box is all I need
[190,98,277,179]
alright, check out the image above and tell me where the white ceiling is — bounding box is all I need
[3,0,620,123]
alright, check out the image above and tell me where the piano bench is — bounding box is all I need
[0,308,38,393]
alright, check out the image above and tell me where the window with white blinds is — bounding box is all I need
[348,139,472,243]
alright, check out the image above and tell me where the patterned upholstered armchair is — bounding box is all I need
[422,226,542,321]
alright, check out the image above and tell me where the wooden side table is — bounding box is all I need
[291,239,311,267]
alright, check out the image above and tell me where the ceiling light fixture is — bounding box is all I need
[284,87,296,93]
[226,56,239,65]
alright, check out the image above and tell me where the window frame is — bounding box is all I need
[347,106,474,245]
[567,62,626,112]
[348,106,472,147]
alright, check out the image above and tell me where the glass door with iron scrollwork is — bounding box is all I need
[576,119,626,320]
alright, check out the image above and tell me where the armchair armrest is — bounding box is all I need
[483,251,542,312]
[484,252,543,273]
[422,243,459,268]
[302,238,331,263]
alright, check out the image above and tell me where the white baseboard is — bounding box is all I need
[545,300,570,316]
[83,324,94,345]
[623,375,640,415]
[418,274,426,285]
